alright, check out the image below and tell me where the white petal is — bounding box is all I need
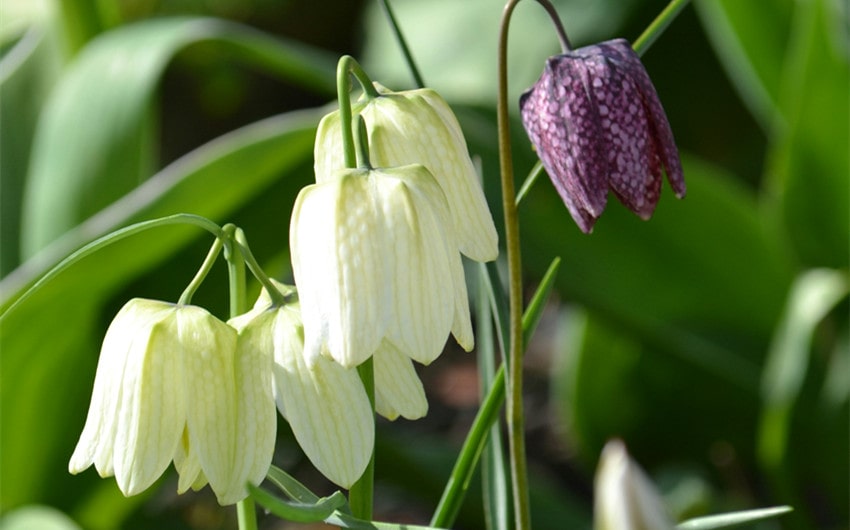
[271,304,374,488]
[221,310,277,503]
[450,256,474,352]
[374,167,455,365]
[177,306,241,505]
[364,90,499,262]
[373,340,428,420]
[173,428,206,493]
[594,440,674,530]
[111,301,186,497]
[290,174,390,367]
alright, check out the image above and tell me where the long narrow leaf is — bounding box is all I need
[677,506,792,529]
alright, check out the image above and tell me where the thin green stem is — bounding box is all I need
[354,116,374,169]
[349,358,376,520]
[0,214,223,319]
[223,224,254,530]
[178,236,224,306]
[497,1,530,528]
[233,228,292,307]
[377,0,426,88]
[534,0,571,52]
[632,0,691,57]
[336,56,379,169]
[237,498,258,530]
[515,161,545,206]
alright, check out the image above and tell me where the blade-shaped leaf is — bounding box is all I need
[677,506,792,529]
[21,16,335,257]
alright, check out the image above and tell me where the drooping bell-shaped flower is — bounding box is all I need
[229,282,375,488]
[594,440,674,530]
[520,39,686,233]
[69,298,275,505]
[314,84,499,262]
[290,164,472,371]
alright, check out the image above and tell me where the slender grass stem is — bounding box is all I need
[497,2,530,527]
[377,0,426,88]
[632,0,692,57]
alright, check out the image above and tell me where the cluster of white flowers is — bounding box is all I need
[69,84,498,505]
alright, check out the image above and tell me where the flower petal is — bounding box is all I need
[520,56,608,232]
[271,305,374,488]
[603,39,685,199]
[177,306,242,505]
[111,301,185,497]
[315,87,499,262]
[374,166,455,365]
[373,340,428,420]
[290,172,390,367]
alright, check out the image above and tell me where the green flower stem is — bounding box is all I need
[349,357,376,520]
[336,56,379,169]
[222,224,255,530]
[377,0,426,88]
[0,214,223,319]
[237,498,258,530]
[178,234,225,306]
[431,258,561,528]
[632,0,692,57]
[354,116,374,169]
[497,1,531,528]
[534,0,572,52]
[233,228,292,307]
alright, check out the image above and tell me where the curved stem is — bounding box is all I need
[233,228,292,307]
[1,214,223,319]
[336,56,379,169]
[354,116,373,169]
[378,0,426,88]
[178,235,224,306]
[498,1,531,529]
[534,0,571,52]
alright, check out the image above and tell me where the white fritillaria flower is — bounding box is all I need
[594,440,674,530]
[290,164,471,375]
[314,84,499,263]
[69,298,275,506]
[229,281,374,488]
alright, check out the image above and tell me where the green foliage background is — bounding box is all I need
[0,0,847,529]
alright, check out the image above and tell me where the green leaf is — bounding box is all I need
[0,26,62,275]
[0,108,318,513]
[694,0,793,128]
[677,506,792,529]
[248,485,346,524]
[265,465,320,504]
[758,269,849,471]
[766,0,849,267]
[20,16,335,257]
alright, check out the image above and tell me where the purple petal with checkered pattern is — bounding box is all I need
[520,38,685,233]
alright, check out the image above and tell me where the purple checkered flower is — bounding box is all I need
[520,38,686,233]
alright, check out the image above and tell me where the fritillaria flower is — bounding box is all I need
[594,440,674,530]
[229,282,374,488]
[520,38,686,233]
[314,84,499,262]
[289,164,472,374]
[69,299,274,505]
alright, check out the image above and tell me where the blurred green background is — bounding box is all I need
[1,0,847,529]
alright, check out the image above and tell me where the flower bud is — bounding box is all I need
[520,39,685,233]
[594,440,674,530]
